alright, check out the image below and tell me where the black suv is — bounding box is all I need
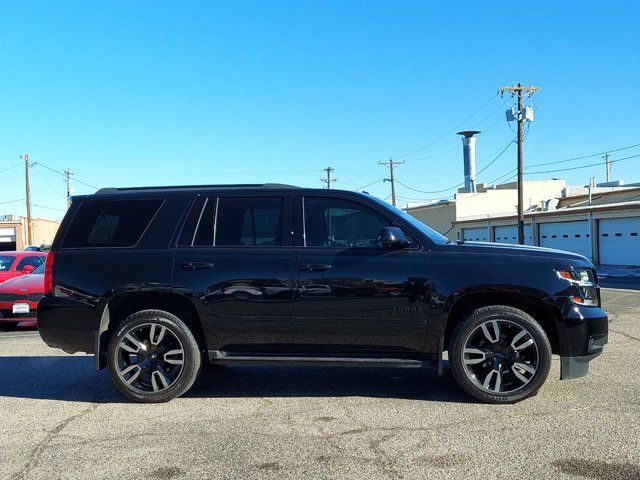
[38,184,608,403]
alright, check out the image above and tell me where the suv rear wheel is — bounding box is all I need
[107,310,202,403]
[449,305,552,403]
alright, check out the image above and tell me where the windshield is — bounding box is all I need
[33,263,45,274]
[366,195,451,245]
[0,255,16,272]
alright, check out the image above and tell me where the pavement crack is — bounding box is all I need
[609,328,640,342]
[11,403,101,480]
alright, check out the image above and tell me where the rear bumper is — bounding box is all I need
[556,303,608,380]
[37,295,98,353]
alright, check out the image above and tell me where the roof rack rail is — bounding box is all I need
[95,183,301,195]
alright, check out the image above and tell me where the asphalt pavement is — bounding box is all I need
[0,289,639,480]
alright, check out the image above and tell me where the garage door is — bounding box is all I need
[0,227,16,252]
[599,217,640,266]
[462,227,489,242]
[539,221,591,259]
[494,225,534,245]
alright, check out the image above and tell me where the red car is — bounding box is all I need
[0,263,44,329]
[0,251,46,284]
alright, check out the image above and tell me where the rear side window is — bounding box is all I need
[62,199,163,248]
[179,196,283,247]
[217,197,282,246]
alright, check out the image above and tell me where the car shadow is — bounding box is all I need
[0,356,472,404]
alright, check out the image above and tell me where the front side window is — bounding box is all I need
[303,197,391,248]
[16,256,44,270]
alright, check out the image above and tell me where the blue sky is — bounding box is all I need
[1,1,639,219]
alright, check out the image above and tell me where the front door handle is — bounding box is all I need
[299,264,332,272]
[182,262,215,271]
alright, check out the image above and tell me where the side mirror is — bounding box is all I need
[380,227,411,249]
[21,265,36,275]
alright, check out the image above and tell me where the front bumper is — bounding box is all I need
[557,302,608,380]
[0,304,38,324]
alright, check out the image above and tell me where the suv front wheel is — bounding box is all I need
[107,309,202,403]
[449,305,552,403]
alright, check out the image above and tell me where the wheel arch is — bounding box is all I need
[443,290,560,354]
[95,291,205,370]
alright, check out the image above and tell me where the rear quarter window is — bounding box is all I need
[62,199,164,248]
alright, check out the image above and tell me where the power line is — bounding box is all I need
[394,178,464,195]
[33,162,98,190]
[525,153,640,175]
[33,167,66,200]
[393,139,515,195]
[354,178,385,191]
[394,93,500,159]
[397,103,506,161]
[0,198,25,205]
[527,142,640,168]
[31,203,67,212]
[0,162,22,175]
[474,139,515,176]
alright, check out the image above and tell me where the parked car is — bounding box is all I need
[0,251,46,284]
[0,263,44,329]
[38,184,608,404]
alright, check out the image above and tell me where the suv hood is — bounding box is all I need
[0,273,44,294]
[452,241,591,264]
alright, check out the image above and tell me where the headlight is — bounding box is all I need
[555,268,598,306]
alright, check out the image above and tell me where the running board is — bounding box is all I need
[208,350,428,368]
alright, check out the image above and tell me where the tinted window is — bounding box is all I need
[0,256,16,271]
[62,199,163,248]
[177,197,209,247]
[16,256,44,270]
[304,197,390,248]
[215,197,282,246]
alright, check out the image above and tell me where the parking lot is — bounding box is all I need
[0,288,638,480]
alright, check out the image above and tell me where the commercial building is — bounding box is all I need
[406,180,640,266]
[0,215,61,251]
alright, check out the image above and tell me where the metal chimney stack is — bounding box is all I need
[457,130,481,193]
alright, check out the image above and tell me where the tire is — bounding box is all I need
[449,305,551,404]
[107,309,202,403]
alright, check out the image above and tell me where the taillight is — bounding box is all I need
[44,251,55,295]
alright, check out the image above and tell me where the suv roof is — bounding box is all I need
[95,183,301,195]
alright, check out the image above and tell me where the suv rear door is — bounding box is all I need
[172,194,294,354]
[291,193,430,356]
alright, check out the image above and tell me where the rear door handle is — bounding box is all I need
[182,262,215,271]
[299,264,332,272]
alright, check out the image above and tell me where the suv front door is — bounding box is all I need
[292,194,430,356]
[173,194,294,354]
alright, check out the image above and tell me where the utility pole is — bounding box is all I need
[64,169,74,207]
[379,157,404,207]
[603,153,611,183]
[20,154,33,246]
[321,167,336,189]
[499,83,541,245]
